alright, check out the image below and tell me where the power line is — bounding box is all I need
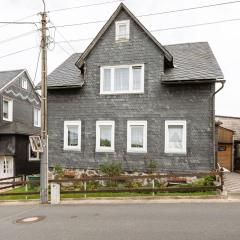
[49,0,122,13]
[54,17,240,44]
[33,48,41,83]
[0,46,38,60]
[0,21,40,25]
[0,13,38,29]
[48,0,240,29]
[0,29,39,45]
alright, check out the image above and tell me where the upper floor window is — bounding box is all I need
[3,97,13,122]
[64,121,81,151]
[21,78,28,90]
[96,121,115,152]
[165,120,187,154]
[100,64,144,94]
[115,20,130,42]
[127,121,147,153]
[29,144,40,161]
[34,108,41,127]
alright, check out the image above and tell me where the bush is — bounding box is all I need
[53,164,64,179]
[99,162,123,177]
[194,176,215,186]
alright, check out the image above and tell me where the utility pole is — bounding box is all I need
[40,0,48,204]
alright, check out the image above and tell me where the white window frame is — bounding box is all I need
[165,120,187,154]
[21,78,28,89]
[64,121,81,151]
[100,64,144,94]
[96,121,115,152]
[28,144,40,161]
[127,121,147,153]
[34,108,41,127]
[2,97,13,122]
[115,20,130,42]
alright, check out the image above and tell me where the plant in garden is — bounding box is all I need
[99,162,123,177]
[146,159,157,173]
[53,164,64,179]
[193,175,215,186]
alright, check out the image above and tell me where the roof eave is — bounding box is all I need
[161,78,224,84]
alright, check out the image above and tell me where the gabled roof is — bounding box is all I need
[36,53,83,89]
[0,69,24,91]
[75,3,173,69]
[162,42,224,83]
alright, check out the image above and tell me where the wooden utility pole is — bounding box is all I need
[40,0,48,204]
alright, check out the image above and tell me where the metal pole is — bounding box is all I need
[40,0,48,204]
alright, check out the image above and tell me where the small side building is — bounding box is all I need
[216,125,234,171]
[216,115,240,171]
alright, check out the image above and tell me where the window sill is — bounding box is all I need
[29,159,40,162]
[127,149,147,154]
[3,118,12,122]
[63,148,81,152]
[96,149,115,153]
[100,91,144,95]
[164,151,187,155]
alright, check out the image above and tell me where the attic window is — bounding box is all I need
[115,20,130,42]
[21,78,27,89]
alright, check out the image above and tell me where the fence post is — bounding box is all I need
[25,176,28,200]
[152,179,155,196]
[84,181,87,199]
[220,171,224,191]
[13,177,15,189]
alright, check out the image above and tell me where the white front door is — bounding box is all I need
[0,156,14,179]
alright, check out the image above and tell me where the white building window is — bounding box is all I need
[127,121,147,153]
[2,97,13,122]
[165,120,187,154]
[96,121,115,152]
[21,78,28,89]
[100,64,144,94]
[34,108,41,127]
[115,20,130,42]
[64,121,81,151]
[29,144,40,161]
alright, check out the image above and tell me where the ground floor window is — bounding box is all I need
[96,121,115,152]
[64,121,81,151]
[127,121,147,153]
[165,120,187,154]
[29,144,40,161]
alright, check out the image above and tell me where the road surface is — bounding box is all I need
[0,202,239,240]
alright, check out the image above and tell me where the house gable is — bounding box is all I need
[75,3,173,70]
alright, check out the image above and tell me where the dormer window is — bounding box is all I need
[115,20,130,42]
[21,78,27,89]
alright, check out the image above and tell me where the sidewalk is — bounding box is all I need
[224,172,240,199]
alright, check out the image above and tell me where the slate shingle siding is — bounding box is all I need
[47,10,215,172]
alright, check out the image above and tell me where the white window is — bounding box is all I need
[64,121,81,151]
[29,144,40,161]
[115,20,130,42]
[100,64,144,94]
[21,78,28,89]
[127,121,147,153]
[2,97,13,121]
[96,121,115,152]
[34,108,41,127]
[165,120,187,154]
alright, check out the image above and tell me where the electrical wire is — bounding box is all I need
[33,48,41,83]
[49,0,122,13]
[0,46,38,60]
[48,0,240,29]
[54,17,240,45]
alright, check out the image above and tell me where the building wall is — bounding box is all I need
[0,71,40,131]
[47,10,215,172]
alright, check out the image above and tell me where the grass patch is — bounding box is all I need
[0,186,217,201]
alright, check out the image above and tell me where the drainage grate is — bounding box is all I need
[15,216,45,224]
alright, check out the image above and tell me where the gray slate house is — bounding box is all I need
[0,69,40,178]
[44,3,224,172]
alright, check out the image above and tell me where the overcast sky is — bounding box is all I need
[0,0,240,116]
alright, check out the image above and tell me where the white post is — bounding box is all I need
[51,182,60,204]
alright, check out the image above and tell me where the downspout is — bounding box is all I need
[212,79,226,170]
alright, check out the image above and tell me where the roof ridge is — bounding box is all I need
[165,41,209,47]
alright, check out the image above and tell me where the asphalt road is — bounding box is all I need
[0,202,240,240]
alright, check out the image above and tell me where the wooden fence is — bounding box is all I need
[0,176,24,190]
[0,171,224,197]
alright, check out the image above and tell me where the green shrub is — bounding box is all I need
[146,160,157,173]
[194,176,215,186]
[53,164,64,179]
[99,162,123,177]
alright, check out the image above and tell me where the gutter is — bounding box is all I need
[212,79,226,170]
